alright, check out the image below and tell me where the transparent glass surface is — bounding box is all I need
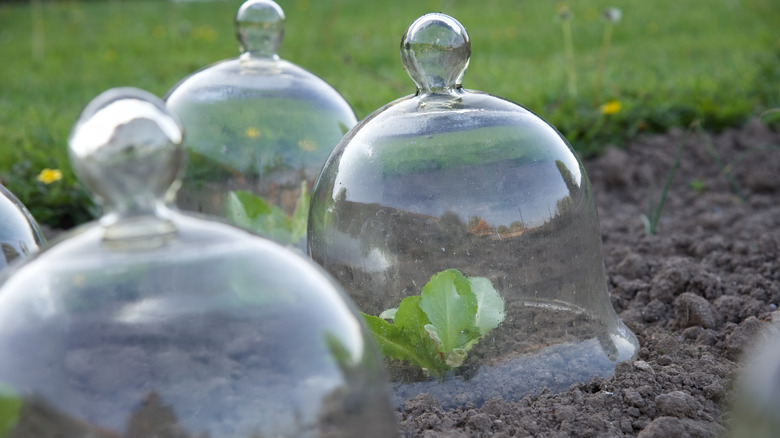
[308,13,638,408]
[0,184,43,271]
[0,88,396,438]
[165,0,357,249]
[730,333,780,438]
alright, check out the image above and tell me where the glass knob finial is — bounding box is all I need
[68,87,184,218]
[235,0,285,59]
[400,13,471,95]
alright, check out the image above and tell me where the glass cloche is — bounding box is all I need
[730,331,780,438]
[0,183,44,271]
[308,13,639,407]
[165,0,357,249]
[0,88,397,438]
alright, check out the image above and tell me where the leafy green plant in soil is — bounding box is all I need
[363,269,505,379]
[223,182,309,246]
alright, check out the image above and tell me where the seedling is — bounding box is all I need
[697,119,780,203]
[363,269,505,379]
[696,124,747,202]
[689,178,707,194]
[643,117,780,235]
[642,120,696,235]
[224,181,309,246]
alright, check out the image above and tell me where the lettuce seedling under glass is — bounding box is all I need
[0,88,396,438]
[0,184,43,271]
[309,13,639,408]
[165,0,357,249]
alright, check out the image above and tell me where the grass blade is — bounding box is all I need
[646,120,697,235]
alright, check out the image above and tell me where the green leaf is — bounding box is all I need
[470,276,506,335]
[223,186,309,246]
[378,307,397,320]
[290,182,310,242]
[0,384,21,436]
[323,331,356,370]
[418,269,480,354]
[394,296,446,369]
[393,296,425,332]
[362,269,506,378]
[224,190,261,230]
[362,313,433,370]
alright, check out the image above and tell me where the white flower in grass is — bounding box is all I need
[603,8,622,23]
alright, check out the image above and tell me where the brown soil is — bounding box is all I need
[398,119,780,437]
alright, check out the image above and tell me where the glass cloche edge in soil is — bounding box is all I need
[308,13,639,406]
[165,0,357,249]
[730,329,780,438]
[0,183,45,272]
[0,87,397,438]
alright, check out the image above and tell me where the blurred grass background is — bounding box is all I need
[0,0,778,229]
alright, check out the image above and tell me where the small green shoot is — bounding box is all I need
[362,269,505,379]
[224,182,309,246]
[689,178,707,194]
[697,118,780,203]
[642,120,697,235]
[696,123,747,202]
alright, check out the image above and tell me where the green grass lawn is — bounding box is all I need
[0,0,778,228]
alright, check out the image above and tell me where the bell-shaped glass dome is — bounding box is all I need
[165,0,357,249]
[0,88,397,438]
[730,332,780,438]
[0,184,44,271]
[309,13,639,408]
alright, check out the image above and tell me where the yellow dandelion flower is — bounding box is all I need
[37,168,63,184]
[245,127,261,139]
[298,139,317,152]
[600,100,622,115]
[192,26,217,43]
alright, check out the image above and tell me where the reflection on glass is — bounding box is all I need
[730,332,780,438]
[0,184,44,272]
[165,0,357,249]
[309,13,638,407]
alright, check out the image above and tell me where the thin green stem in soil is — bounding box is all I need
[695,124,747,202]
[643,120,698,235]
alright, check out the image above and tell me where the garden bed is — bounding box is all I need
[30,119,779,437]
[398,119,780,437]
